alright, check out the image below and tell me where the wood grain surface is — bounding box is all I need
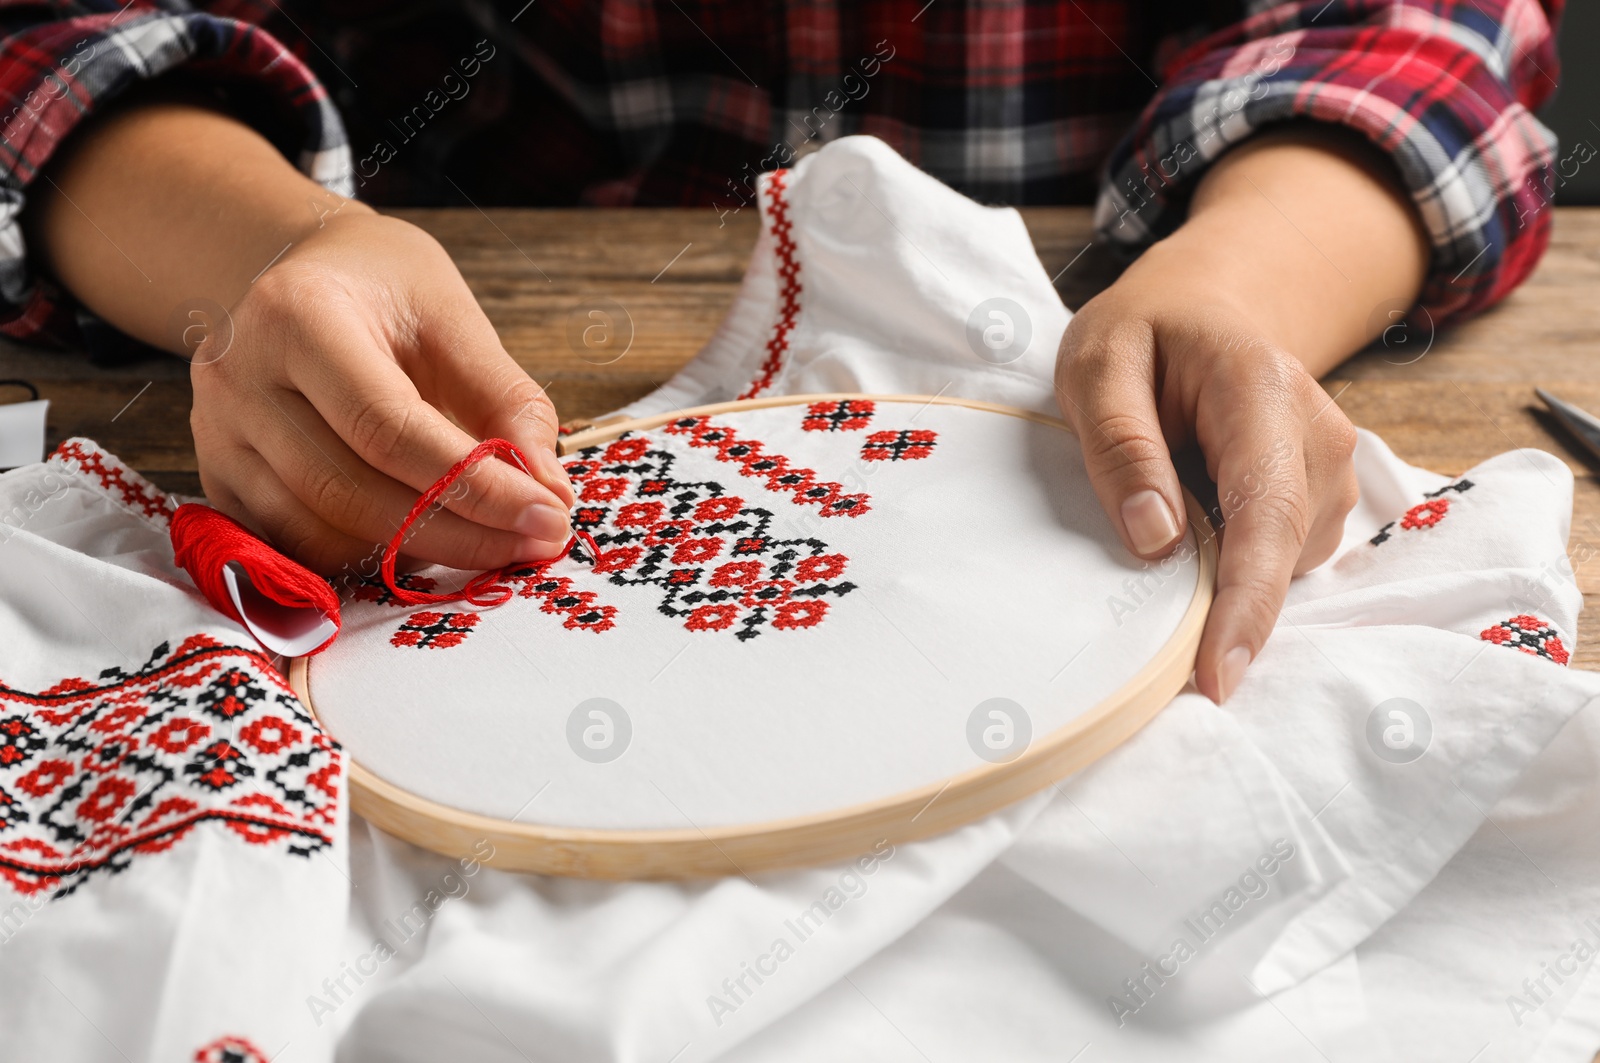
[5,205,1600,669]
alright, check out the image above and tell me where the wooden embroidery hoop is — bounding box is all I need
[289,393,1217,880]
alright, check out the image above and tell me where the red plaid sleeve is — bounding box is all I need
[1095,0,1564,326]
[0,0,350,345]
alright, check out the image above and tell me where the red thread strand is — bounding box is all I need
[379,437,597,608]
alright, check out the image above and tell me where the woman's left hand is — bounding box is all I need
[1055,126,1430,702]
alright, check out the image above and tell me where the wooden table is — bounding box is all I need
[6,205,1600,667]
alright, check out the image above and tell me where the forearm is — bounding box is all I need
[23,97,371,354]
[1154,125,1431,378]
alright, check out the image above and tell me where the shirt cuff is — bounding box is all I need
[1094,20,1560,326]
[0,7,352,346]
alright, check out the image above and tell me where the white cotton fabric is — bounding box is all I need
[311,401,1200,830]
[329,136,1600,1061]
[0,452,347,1062]
[1,134,1599,1062]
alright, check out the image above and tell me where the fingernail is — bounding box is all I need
[515,502,570,542]
[1216,645,1252,703]
[1121,490,1180,555]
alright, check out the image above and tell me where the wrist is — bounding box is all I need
[1137,205,1307,350]
[28,98,376,353]
[1149,127,1429,375]
[212,168,375,305]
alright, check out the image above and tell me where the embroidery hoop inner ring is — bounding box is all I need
[290,393,1217,880]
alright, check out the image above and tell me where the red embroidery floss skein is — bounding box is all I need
[170,503,342,655]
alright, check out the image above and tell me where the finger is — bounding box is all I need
[1295,465,1357,574]
[1193,426,1310,704]
[284,320,572,540]
[1055,328,1186,559]
[247,384,570,570]
[1295,414,1361,574]
[411,301,576,508]
[200,445,384,577]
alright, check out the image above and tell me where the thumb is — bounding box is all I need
[1055,336,1185,559]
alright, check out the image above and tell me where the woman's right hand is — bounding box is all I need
[190,210,575,577]
[26,100,574,577]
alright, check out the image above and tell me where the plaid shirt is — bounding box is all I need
[0,0,1563,349]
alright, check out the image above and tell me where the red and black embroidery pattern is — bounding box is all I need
[861,429,938,462]
[353,571,438,607]
[0,786,22,831]
[1371,479,1474,545]
[803,399,875,432]
[391,610,480,649]
[193,1036,270,1063]
[0,635,338,898]
[562,432,858,640]
[0,715,46,767]
[50,439,171,525]
[661,415,871,518]
[739,168,799,400]
[1480,614,1570,665]
[498,557,619,632]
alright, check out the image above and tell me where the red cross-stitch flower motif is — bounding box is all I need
[0,635,339,899]
[803,399,876,432]
[390,611,480,649]
[1371,479,1474,545]
[796,553,847,582]
[687,603,742,631]
[673,538,723,564]
[1401,498,1450,530]
[1480,614,1569,665]
[695,496,743,521]
[582,476,629,502]
[773,599,829,630]
[605,437,650,462]
[861,429,938,462]
[76,775,137,822]
[240,716,303,756]
[194,1036,271,1063]
[16,759,73,798]
[618,501,666,527]
[711,561,764,586]
[149,716,209,754]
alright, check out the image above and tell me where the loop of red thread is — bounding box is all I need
[380,438,599,608]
